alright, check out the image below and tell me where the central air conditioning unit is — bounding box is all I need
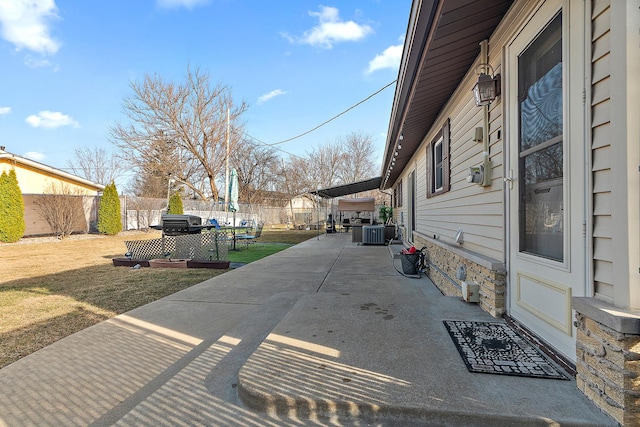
[363,225,385,245]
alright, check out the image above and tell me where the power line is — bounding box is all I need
[244,79,397,152]
[241,133,301,159]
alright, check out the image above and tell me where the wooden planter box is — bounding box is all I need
[148,259,189,268]
[112,258,150,267]
[186,260,230,269]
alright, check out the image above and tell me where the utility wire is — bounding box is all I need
[242,132,301,159]
[244,79,397,151]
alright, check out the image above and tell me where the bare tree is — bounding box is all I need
[110,65,247,202]
[303,133,376,190]
[283,156,313,196]
[306,141,343,189]
[34,182,87,239]
[126,170,167,198]
[66,146,125,186]
[339,131,377,183]
[230,139,280,206]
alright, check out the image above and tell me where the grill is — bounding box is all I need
[153,214,210,236]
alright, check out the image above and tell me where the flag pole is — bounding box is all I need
[224,106,230,225]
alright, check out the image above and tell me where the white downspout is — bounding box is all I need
[480,40,493,186]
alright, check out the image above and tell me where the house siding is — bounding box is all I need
[0,152,104,237]
[22,195,98,236]
[412,72,505,261]
[575,1,640,424]
[0,161,101,195]
[389,0,639,423]
[590,0,614,302]
[390,35,507,316]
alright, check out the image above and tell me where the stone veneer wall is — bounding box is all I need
[573,297,640,426]
[413,233,506,317]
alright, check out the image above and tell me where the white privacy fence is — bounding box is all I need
[123,208,261,231]
[120,196,334,231]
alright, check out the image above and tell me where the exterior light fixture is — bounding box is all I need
[472,64,500,106]
[398,143,402,150]
[399,134,404,141]
[394,151,398,157]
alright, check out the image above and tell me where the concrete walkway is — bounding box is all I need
[0,233,616,426]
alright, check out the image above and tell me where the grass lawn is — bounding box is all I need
[228,243,293,263]
[0,228,317,368]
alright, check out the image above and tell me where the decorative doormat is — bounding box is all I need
[443,320,569,380]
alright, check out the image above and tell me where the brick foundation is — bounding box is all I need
[573,297,640,425]
[413,233,505,318]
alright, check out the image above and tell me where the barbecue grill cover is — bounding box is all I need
[160,214,203,235]
[161,214,201,226]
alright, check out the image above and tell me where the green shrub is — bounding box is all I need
[379,205,393,224]
[0,169,26,242]
[167,192,183,214]
[97,181,122,235]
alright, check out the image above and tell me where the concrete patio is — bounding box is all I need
[0,233,616,426]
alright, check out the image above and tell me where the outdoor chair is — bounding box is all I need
[342,218,351,232]
[236,223,264,247]
[207,218,233,244]
[208,218,222,229]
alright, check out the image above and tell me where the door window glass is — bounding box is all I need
[518,13,563,261]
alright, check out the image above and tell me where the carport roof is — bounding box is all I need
[309,176,382,199]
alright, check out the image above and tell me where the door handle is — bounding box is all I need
[504,170,514,190]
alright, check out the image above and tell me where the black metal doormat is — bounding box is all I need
[443,320,569,380]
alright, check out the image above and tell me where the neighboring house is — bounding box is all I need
[288,194,321,226]
[0,148,105,236]
[382,1,638,424]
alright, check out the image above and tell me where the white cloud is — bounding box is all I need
[0,107,11,115]
[0,0,60,55]
[23,151,46,161]
[257,89,287,105]
[25,111,79,129]
[25,55,57,69]
[156,0,209,9]
[287,6,373,49]
[367,43,403,74]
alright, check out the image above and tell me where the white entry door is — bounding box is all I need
[506,0,586,361]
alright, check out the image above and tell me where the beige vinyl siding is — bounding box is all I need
[590,0,613,301]
[412,57,504,261]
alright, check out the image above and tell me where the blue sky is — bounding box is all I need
[0,0,409,184]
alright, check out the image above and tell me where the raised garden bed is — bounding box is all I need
[112,258,150,267]
[148,259,189,268]
[186,260,230,269]
[112,258,229,269]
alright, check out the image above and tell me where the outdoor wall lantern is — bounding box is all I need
[472,64,500,106]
